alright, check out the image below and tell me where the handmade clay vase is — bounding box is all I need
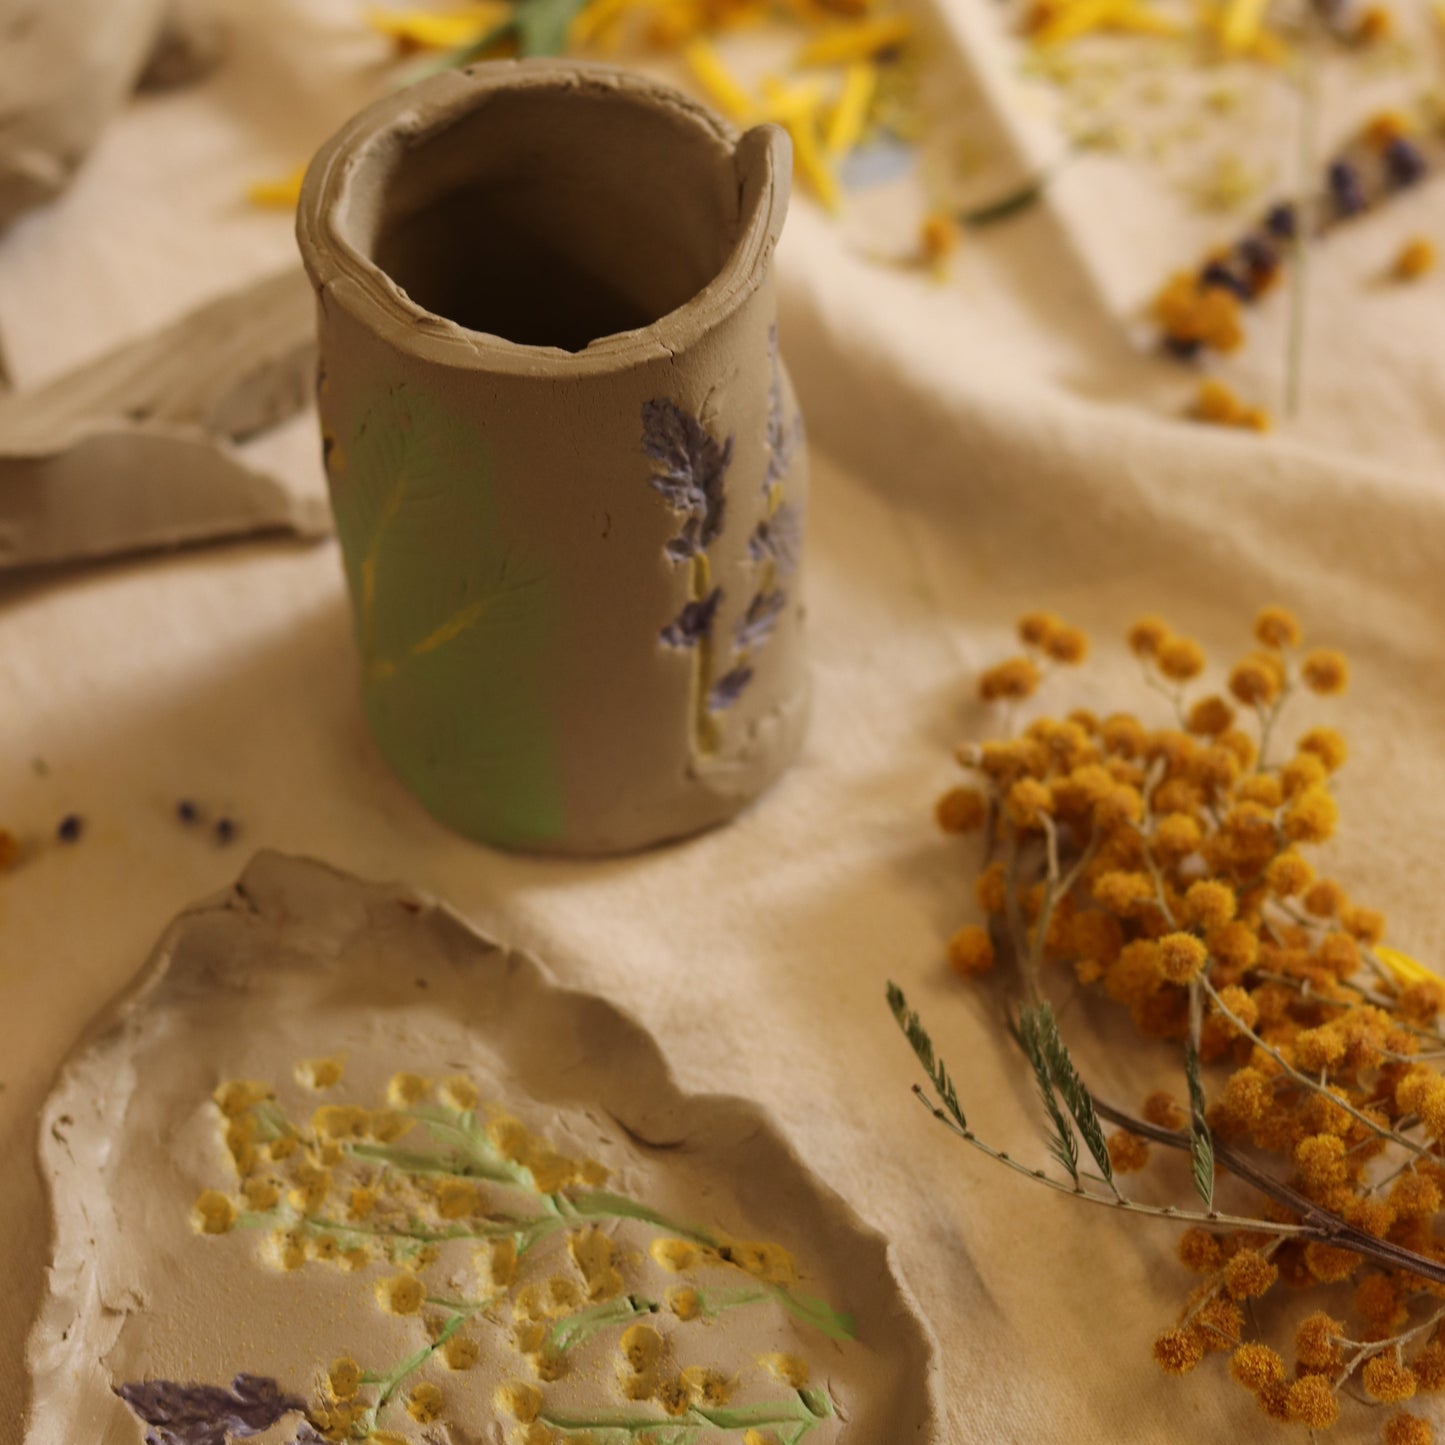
[297,61,808,855]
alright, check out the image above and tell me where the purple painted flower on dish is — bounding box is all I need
[115,1374,305,1445]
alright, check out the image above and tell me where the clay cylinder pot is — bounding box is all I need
[297,61,808,855]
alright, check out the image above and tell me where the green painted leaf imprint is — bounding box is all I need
[331,381,565,846]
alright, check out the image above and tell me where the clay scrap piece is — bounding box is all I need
[24,852,944,1444]
[0,0,171,231]
[0,268,329,569]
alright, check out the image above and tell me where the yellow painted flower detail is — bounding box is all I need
[295,1056,344,1090]
[438,1074,480,1112]
[312,1104,368,1140]
[406,1381,444,1423]
[620,1323,665,1373]
[191,1190,237,1235]
[213,1079,271,1117]
[650,1238,701,1272]
[680,1366,732,1406]
[242,1178,279,1212]
[387,1071,430,1108]
[494,1381,543,1422]
[375,1274,425,1315]
[442,1334,481,1371]
[267,1230,307,1271]
[668,1286,702,1319]
[569,1226,625,1299]
[326,1357,362,1402]
[724,1239,797,1285]
[760,1352,810,1387]
[436,1179,482,1219]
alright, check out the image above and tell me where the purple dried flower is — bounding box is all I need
[1264,202,1297,240]
[660,588,722,648]
[1384,137,1427,189]
[1162,335,1203,361]
[747,503,803,578]
[57,813,83,843]
[115,1374,305,1445]
[642,399,733,561]
[1237,236,1277,279]
[1199,260,1251,301]
[1328,160,1367,217]
[707,666,754,712]
[734,590,788,651]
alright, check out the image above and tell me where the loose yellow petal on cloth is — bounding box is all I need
[569,0,647,49]
[787,116,841,210]
[1219,0,1268,51]
[1030,0,1180,47]
[246,165,306,210]
[824,63,877,157]
[366,4,511,50]
[682,40,756,123]
[761,75,829,127]
[761,78,840,210]
[796,15,911,66]
[1375,946,1434,988]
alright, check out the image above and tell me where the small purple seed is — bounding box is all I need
[57,814,83,843]
[1264,202,1297,240]
[214,817,237,845]
[176,800,199,824]
[1384,137,1427,188]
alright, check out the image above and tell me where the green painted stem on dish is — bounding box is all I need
[548,1294,660,1353]
[539,1386,835,1443]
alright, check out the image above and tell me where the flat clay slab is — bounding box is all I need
[24,852,943,1444]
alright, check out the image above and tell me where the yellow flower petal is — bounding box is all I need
[797,15,911,66]
[1376,946,1433,987]
[366,4,510,51]
[246,165,306,210]
[824,62,876,157]
[1219,0,1268,49]
[682,39,755,123]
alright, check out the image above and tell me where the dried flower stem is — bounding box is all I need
[910,1086,1312,1235]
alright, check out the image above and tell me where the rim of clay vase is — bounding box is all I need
[296,60,792,377]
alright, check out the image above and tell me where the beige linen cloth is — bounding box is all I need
[3,3,1445,1440]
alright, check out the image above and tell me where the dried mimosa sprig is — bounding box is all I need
[894,606,1445,1442]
